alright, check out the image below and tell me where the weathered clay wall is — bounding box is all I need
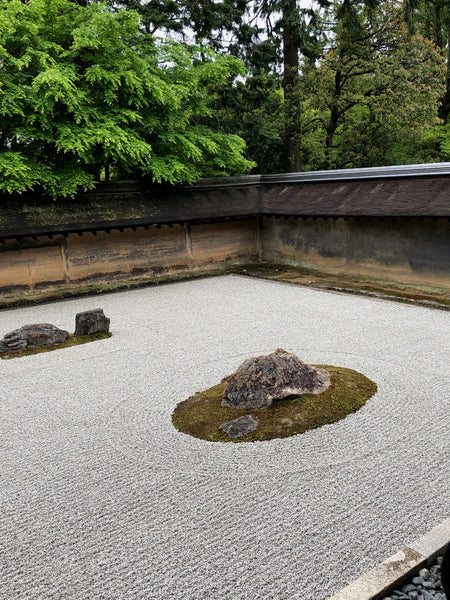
[1,166,449,304]
[0,220,258,303]
[260,216,450,288]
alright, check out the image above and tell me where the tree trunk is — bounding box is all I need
[443,27,450,124]
[282,0,302,172]
[325,111,339,170]
[325,69,342,169]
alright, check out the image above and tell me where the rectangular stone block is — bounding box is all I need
[328,548,426,600]
[408,518,450,559]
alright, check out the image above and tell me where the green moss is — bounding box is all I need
[172,365,377,442]
[0,332,112,359]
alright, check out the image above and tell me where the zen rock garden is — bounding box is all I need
[0,309,110,356]
[172,347,377,442]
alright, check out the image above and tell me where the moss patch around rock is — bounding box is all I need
[0,332,112,359]
[172,365,377,442]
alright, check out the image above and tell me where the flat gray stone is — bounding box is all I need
[219,415,259,438]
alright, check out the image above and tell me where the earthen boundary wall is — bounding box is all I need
[0,166,449,305]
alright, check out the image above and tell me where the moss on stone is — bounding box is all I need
[172,365,377,442]
[0,331,112,359]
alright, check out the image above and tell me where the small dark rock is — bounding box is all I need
[219,415,259,438]
[0,324,69,353]
[74,309,110,337]
[430,565,440,574]
[420,591,433,600]
[421,581,435,590]
[412,577,424,586]
[401,584,416,593]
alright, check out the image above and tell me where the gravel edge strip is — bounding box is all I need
[327,518,450,600]
[380,555,445,600]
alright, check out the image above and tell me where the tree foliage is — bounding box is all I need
[200,0,447,172]
[301,2,446,170]
[0,0,254,197]
[4,0,449,183]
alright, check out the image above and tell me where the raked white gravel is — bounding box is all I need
[1,275,449,600]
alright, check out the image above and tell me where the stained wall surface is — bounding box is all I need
[0,220,258,303]
[260,216,450,287]
[0,170,449,304]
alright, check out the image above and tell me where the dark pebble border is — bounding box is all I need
[328,519,450,600]
[381,555,445,600]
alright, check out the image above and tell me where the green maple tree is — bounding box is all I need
[0,0,254,197]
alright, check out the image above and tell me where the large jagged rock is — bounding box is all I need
[222,348,330,409]
[0,323,69,354]
[74,309,110,337]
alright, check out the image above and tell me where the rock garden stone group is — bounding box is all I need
[220,348,330,438]
[0,309,110,354]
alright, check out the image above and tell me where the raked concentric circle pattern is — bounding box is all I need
[1,275,449,600]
